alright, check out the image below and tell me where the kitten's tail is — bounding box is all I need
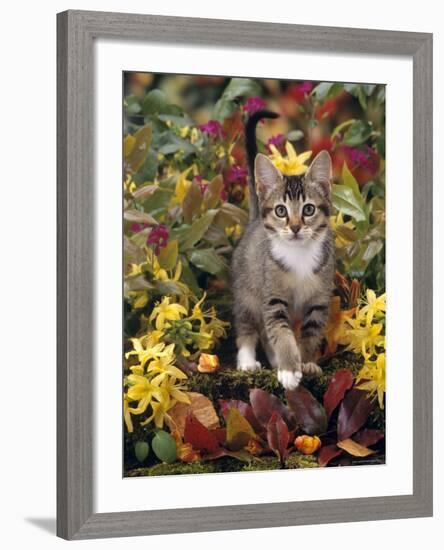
[245,109,279,220]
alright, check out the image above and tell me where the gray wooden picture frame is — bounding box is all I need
[57,9,433,540]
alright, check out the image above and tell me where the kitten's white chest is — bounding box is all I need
[271,238,323,280]
[271,238,323,318]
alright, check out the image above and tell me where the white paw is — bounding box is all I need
[237,360,261,373]
[301,362,322,376]
[278,368,303,390]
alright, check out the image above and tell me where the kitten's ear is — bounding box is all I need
[306,150,332,196]
[254,154,282,197]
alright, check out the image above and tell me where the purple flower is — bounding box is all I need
[199,120,225,139]
[130,222,150,233]
[342,145,379,174]
[266,134,285,152]
[147,224,169,256]
[226,165,248,184]
[242,96,267,114]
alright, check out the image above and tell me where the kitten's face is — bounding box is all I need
[255,151,332,244]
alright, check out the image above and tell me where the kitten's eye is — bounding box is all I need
[302,203,316,217]
[275,204,288,218]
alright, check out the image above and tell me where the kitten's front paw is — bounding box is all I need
[277,367,303,390]
[301,362,322,376]
[237,360,261,373]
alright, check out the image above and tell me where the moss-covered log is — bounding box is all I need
[126,452,318,477]
[187,352,363,404]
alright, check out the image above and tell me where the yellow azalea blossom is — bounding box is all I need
[343,317,385,359]
[324,296,356,355]
[356,353,386,409]
[147,347,188,382]
[149,296,188,330]
[171,165,199,206]
[126,263,144,278]
[123,394,134,433]
[358,290,386,325]
[152,376,190,405]
[180,126,190,138]
[124,174,136,193]
[126,374,163,415]
[269,142,312,176]
[141,399,171,429]
[330,212,356,249]
[190,127,199,144]
[127,290,149,309]
[125,333,169,368]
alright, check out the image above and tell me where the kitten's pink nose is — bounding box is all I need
[290,224,301,235]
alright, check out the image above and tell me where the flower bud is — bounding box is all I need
[198,353,220,373]
[294,435,321,455]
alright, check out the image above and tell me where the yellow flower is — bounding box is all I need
[358,290,386,325]
[225,224,242,238]
[124,174,136,193]
[125,333,168,369]
[269,142,312,176]
[147,347,188,381]
[140,378,190,428]
[123,394,134,433]
[153,376,190,405]
[343,317,385,359]
[149,296,188,330]
[171,166,193,206]
[190,128,199,144]
[126,263,144,278]
[324,296,356,354]
[180,126,190,138]
[127,290,149,309]
[126,375,163,415]
[330,212,356,249]
[356,353,386,409]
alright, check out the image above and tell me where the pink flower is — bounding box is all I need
[199,120,225,139]
[288,81,313,102]
[193,175,208,194]
[341,145,379,175]
[266,134,285,152]
[242,96,266,114]
[146,224,169,256]
[226,165,248,184]
[130,222,150,233]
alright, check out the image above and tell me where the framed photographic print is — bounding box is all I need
[57,10,433,540]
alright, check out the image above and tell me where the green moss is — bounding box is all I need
[187,351,364,404]
[125,452,318,477]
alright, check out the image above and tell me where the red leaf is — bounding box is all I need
[218,399,262,433]
[285,386,328,435]
[184,412,220,454]
[353,428,385,447]
[337,389,373,440]
[250,389,296,429]
[267,412,290,465]
[318,444,343,467]
[323,369,354,419]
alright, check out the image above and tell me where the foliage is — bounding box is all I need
[123,73,386,474]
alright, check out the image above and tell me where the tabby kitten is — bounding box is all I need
[231,111,334,390]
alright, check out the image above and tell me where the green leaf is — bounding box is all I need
[124,209,158,225]
[133,150,158,185]
[142,89,167,115]
[312,82,343,103]
[158,131,198,156]
[287,129,304,142]
[158,240,179,271]
[214,203,248,228]
[332,184,367,222]
[222,78,261,101]
[134,441,150,463]
[157,113,193,127]
[125,95,142,115]
[180,210,218,251]
[124,125,152,174]
[342,120,372,146]
[187,248,227,275]
[138,188,172,219]
[182,181,203,223]
[203,175,224,210]
[341,162,361,196]
[213,97,237,121]
[331,119,356,140]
